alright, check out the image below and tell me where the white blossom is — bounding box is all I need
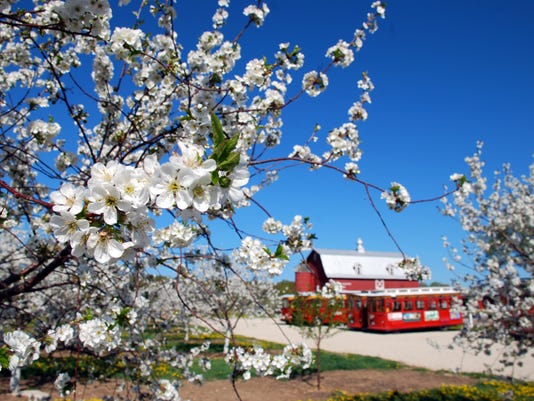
[87,184,131,225]
[4,331,40,371]
[233,237,288,275]
[302,71,328,97]
[325,122,361,162]
[344,162,360,177]
[50,183,86,215]
[381,182,411,212]
[54,373,71,398]
[155,379,181,401]
[441,144,534,364]
[243,3,270,27]
[326,40,354,67]
[78,318,121,355]
[86,229,125,263]
[50,212,90,244]
[110,28,145,60]
[262,217,282,234]
[0,0,402,394]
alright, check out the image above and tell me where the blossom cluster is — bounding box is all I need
[398,257,431,281]
[3,331,40,372]
[302,71,329,97]
[79,318,122,355]
[155,379,181,401]
[3,317,120,374]
[441,143,534,366]
[243,3,270,27]
[320,279,344,298]
[381,182,411,212]
[0,0,399,397]
[49,142,250,264]
[232,236,288,275]
[225,342,313,380]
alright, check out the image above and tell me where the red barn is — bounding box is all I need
[296,243,427,293]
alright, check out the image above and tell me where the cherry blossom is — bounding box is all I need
[4,330,40,371]
[3,0,481,398]
[381,182,411,212]
[441,143,534,368]
[302,71,329,97]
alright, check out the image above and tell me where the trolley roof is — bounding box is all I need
[344,286,459,297]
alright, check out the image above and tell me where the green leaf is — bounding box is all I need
[83,309,94,321]
[180,109,194,121]
[211,170,220,186]
[218,175,232,188]
[210,112,225,146]
[0,347,9,370]
[212,134,239,166]
[115,307,132,328]
[209,113,242,182]
[274,244,289,261]
[217,151,241,172]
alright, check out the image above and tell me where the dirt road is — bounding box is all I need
[233,318,534,381]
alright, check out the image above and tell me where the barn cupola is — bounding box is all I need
[356,238,365,253]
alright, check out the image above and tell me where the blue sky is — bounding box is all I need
[175,0,534,284]
[20,1,531,285]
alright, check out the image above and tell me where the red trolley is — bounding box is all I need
[346,287,463,332]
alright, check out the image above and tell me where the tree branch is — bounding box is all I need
[0,246,72,301]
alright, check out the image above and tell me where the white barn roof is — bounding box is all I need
[308,248,411,280]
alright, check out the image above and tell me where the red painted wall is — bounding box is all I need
[335,278,419,292]
[295,271,317,293]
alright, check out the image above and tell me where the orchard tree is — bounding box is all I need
[442,142,534,374]
[0,0,448,399]
[291,280,346,390]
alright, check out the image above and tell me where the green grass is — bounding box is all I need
[186,351,402,381]
[0,329,475,386]
[7,328,530,401]
[186,345,403,381]
[313,352,402,372]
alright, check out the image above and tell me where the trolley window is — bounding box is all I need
[393,300,402,311]
[349,297,362,310]
[439,297,449,309]
[348,297,355,310]
[428,298,438,310]
[403,299,414,311]
[416,299,425,310]
[376,298,384,312]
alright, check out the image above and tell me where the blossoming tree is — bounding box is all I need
[290,280,346,390]
[0,0,457,399]
[442,143,534,373]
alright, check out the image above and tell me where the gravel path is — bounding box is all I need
[233,318,534,381]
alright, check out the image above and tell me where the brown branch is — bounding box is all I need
[0,246,72,301]
[364,183,406,258]
[0,179,54,209]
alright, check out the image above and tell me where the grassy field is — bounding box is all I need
[4,330,533,401]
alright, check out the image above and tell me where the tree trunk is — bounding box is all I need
[316,332,322,390]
